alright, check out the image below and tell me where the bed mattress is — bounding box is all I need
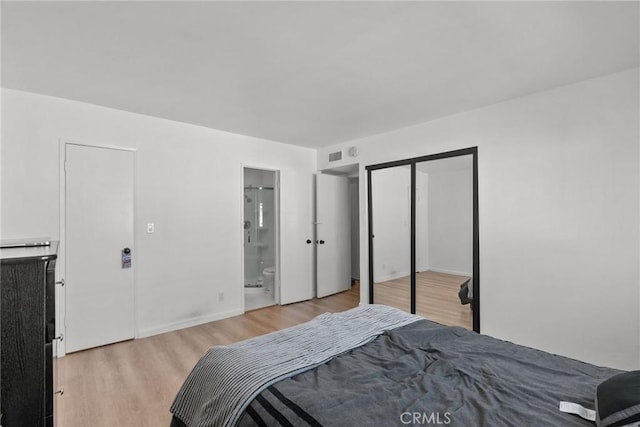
[171,306,620,426]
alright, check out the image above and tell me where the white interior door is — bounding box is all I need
[279,169,315,304]
[65,144,135,353]
[316,174,351,298]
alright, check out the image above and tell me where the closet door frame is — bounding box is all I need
[366,147,480,333]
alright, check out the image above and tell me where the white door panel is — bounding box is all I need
[316,174,351,298]
[65,144,135,352]
[279,169,314,304]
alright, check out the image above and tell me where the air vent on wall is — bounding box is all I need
[329,151,342,162]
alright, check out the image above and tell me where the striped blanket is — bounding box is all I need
[170,304,421,427]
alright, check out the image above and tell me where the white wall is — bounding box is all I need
[427,168,473,276]
[1,89,316,341]
[369,166,470,279]
[318,68,640,370]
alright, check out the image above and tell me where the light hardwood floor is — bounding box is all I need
[56,284,360,427]
[374,271,473,330]
[56,274,470,426]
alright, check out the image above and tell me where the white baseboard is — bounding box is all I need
[374,271,410,283]
[426,267,472,277]
[375,268,471,283]
[137,308,244,338]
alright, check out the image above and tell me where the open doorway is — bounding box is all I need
[318,164,360,302]
[243,167,280,311]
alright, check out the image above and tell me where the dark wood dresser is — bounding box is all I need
[1,240,58,427]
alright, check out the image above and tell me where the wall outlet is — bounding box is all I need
[218,292,224,302]
[146,223,154,233]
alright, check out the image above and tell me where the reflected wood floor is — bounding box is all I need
[56,284,359,427]
[374,271,473,330]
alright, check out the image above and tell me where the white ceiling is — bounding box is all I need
[2,1,638,148]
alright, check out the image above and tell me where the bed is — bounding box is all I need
[170,305,634,427]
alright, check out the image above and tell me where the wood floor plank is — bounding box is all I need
[56,285,360,426]
[56,275,470,426]
[374,271,473,330]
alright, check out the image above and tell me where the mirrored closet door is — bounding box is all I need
[367,148,479,332]
[415,155,473,330]
[370,165,412,314]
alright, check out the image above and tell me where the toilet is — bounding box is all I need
[262,267,275,293]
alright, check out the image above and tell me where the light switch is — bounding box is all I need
[147,223,155,233]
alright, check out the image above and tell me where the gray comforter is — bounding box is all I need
[237,319,621,427]
[171,305,421,427]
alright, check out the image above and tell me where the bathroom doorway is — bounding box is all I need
[243,167,279,311]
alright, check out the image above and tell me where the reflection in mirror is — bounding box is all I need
[415,155,473,329]
[371,165,411,313]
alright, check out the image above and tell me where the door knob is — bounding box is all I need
[319,240,325,245]
[306,239,312,244]
[123,247,131,254]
